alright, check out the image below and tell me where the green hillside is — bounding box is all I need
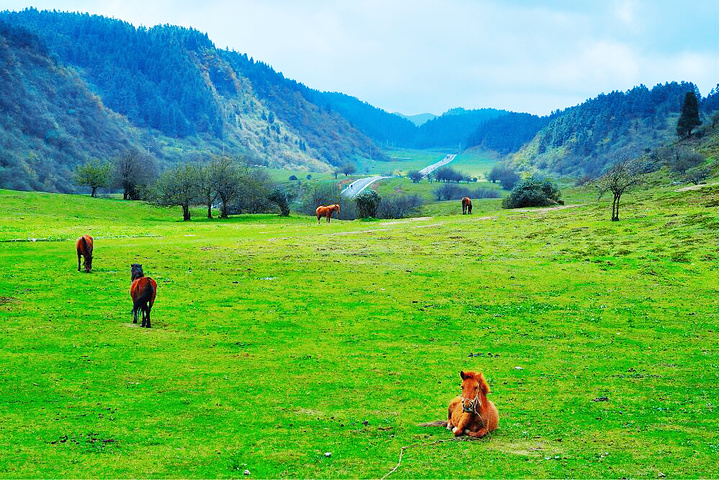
[1,168,718,477]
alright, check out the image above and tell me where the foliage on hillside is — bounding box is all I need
[0,21,142,192]
[0,8,386,188]
[467,112,551,154]
[510,82,719,177]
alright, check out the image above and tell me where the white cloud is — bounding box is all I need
[3,0,717,115]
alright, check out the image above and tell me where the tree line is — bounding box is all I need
[74,150,291,220]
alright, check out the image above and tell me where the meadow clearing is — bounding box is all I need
[0,181,717,478]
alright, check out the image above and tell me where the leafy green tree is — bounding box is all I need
[74,159,111,197]
[268,188,293,216]
[595,160,641,221]
[152,163,200,221]
[677,91,701,138]
[340,162,357,177]
[407,170,423,183]
[355,190,381,218]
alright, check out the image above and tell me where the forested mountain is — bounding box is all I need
[0,21,143,191]
[2,8,717,192]
[505,82,719,177]
[0,8,386,191]
[466,113,552,154]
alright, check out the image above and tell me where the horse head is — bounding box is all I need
[84,254,93,273]
[333,204,341,214]
[131,264,144,281]
[459,371,490,414]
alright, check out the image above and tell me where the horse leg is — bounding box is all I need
[132,306,138,324]
[467,427,489,438]
[78,253,82,272]
[453,413,471,436]
[144,305,152,328]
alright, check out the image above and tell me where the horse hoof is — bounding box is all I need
[452,427,458,434]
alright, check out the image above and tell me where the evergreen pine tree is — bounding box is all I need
[676,91,701,138]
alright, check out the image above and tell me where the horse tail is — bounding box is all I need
[134,279,153,309]
[417,420,448,427]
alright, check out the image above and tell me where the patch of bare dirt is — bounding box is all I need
[674,182,718,192]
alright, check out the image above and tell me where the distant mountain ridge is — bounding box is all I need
[393,112,437,126]
[1,8,717,192]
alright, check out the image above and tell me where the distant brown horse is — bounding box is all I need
[316,204,341,223]
[461,197,472,215]
[130,264,157,328]
[75,235,94,272]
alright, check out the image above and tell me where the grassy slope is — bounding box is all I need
[0,182,717,478]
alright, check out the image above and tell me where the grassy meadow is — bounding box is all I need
[0,180,718,478]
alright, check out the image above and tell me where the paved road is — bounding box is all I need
[341,175,391,198]
[418,154,457,176]
[340,153,456,199]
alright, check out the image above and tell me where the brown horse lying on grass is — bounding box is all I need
[76,235,94,272]
[461,197,472,215]
[130,264,157,328]
[316,204,341,223]
[421,370,499,438]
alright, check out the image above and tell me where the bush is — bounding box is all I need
[407,170,423,183]
[356,190,381,218]
[434,183,501,201]
[376,194,424,219]
[487,164,521,190]
[502,177,562,209]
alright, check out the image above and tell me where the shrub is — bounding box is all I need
[355,190,381,218]
[376,194,424,219]
[434,184,501,201]
[407,170,423,183]
[289,175,298,181]
[502,177,562,209]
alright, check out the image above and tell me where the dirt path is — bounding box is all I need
[674,182,718,192]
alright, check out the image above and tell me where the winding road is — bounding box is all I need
[340,153,457,198]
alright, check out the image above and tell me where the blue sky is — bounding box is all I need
[4,0,718,115]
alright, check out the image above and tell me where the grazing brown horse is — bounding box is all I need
[316,204,341,223]
[130,264,157,328]
[75,235,94,272]
[446,371,498,438]
[461,197,472,215]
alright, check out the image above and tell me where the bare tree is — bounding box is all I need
[596,159,642,222]
[211,157,242,218]
[407,170,423,183]
[152,163,200,221]
[113,149,157,200]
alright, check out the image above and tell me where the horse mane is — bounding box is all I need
[80,236,90,257]
[461,370,490,395]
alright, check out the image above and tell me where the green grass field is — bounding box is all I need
[1,181,718,478]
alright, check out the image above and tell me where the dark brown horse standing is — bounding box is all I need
[75,235,94,272]
[316,204,341,223]
[461,197,472,215]
[130,264,157,328]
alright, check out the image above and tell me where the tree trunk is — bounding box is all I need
[183,205,191,221]
[207,204,213,219]
[221,203,228,219]
[612,194,620,221]
[91,187,97,197]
